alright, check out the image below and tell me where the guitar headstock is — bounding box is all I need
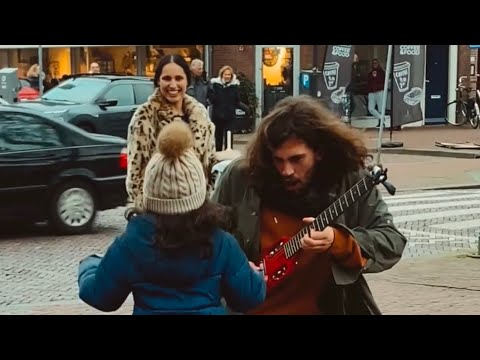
[366,159,396,196]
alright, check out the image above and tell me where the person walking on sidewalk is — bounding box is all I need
[78,121,266,315]
[212,95,407,315]
[367,58,386,127]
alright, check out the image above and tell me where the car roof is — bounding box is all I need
[67,73,153,83]
[0,104,85,131]
[0,104,126,142]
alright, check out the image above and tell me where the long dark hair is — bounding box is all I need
[153,54,191,88]
[246,95,369,194]
[128,200,235,258]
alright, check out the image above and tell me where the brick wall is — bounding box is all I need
[211,45,254,81]
[300,45,327,69]
[457,45,477,93]
[211,45,328,83]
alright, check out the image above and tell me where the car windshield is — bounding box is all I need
[41,78,109,103]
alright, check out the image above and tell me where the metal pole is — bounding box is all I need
[86,47,89,73]
[375,44,393,165]
[204,45,211,78]
[38,45,44,96]
[313,45,319,70]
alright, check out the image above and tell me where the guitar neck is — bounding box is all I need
[283,175,375,259]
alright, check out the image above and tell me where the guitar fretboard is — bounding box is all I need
[283,175,375,259]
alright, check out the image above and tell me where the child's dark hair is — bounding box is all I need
[127,200,236,258]
[154,200,235,257]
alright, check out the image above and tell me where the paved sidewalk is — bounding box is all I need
[2,251,479,315]
[366,252,480,315]
[234,124,480,157]
[364,125,480,158]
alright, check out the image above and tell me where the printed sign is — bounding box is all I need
[318,45,355,116]
[392,45,426,127]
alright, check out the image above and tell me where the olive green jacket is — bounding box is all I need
[211,157,407,315]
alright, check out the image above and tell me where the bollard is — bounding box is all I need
[467,235,480,258]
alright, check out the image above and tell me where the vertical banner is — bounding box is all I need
[319,45,355,116]
[392,45,425,127]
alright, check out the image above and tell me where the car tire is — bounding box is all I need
[49,179,97,235]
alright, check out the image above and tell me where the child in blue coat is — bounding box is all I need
[78,121,266,315]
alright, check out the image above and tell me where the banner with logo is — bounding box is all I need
[318,45,355,116]
[392,45,426,127]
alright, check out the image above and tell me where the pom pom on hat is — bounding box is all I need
[156,120,194,159]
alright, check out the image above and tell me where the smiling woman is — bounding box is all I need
[125,54,217,211]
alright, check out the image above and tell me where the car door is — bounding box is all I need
[0,112,71,220]
[96,83,136,139]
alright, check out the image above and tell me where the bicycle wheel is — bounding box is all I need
[470,102,480,129]
[445,100,468,126]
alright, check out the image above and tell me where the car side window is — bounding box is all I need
[102,84,134,106]
[0,112,64,152]
[133,83,154,104]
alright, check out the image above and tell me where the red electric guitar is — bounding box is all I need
[261,165,396,292]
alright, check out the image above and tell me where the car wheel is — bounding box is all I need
[49,180,97,235]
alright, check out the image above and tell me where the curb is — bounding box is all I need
[234,140,480,159]
[368,147,480,159]
[394,183,480,192]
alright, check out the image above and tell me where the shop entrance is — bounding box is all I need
[255,45,300,124]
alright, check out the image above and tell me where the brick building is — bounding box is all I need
[209,45,477,128]
[0,45,476,128]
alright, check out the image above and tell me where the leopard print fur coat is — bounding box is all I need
[126,88,216,209]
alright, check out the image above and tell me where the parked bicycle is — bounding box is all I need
[444,75,479,129]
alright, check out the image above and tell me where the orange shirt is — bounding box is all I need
[247,207,367,315]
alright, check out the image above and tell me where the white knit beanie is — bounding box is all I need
[142,121,206,215]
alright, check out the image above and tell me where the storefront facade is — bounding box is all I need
[1,44,475,128]
[209,45,450,127]
[0,45,206,82]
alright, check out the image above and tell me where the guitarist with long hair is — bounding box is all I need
[212,95,407,315]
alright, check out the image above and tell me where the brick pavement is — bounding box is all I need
[364,125,480,151]
[1,187,480,315]
[382,189,480,257]
[2,253,479,315]
[366,253,480,315]
[233,124,480,153]
[2,125,480,315]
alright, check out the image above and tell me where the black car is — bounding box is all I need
[13,74,155,139]
[0,104,128,234]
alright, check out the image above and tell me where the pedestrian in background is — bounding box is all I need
[186,58,210,109]
[208,65,249,151]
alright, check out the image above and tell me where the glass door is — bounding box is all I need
[255,45,300,123]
